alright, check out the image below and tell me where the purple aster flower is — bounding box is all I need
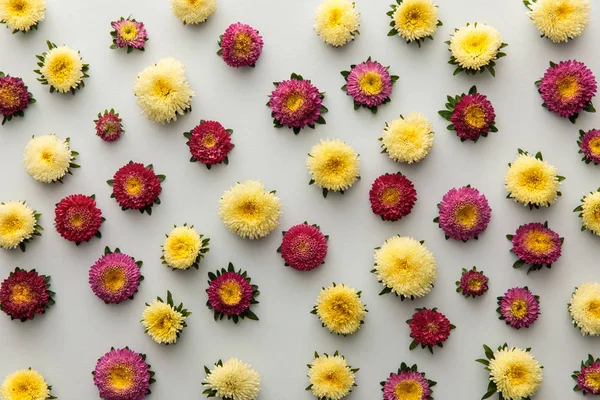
[575,356,600,395]
[342,58,397,112]
[457,267,489,298]
[579,129,600,165]
[111,17,148,51]
[497,287,540,329]
[510,222,563,273]
[89,249,142,304]
[206,264,259,322]
[93,347,153,400]
[451,93,496,141]
[435,186,492,242]
[0,72,34,124]
[538,60,597,121]
[218,23,263,68]
[383,367,433,400]
[95,109,124,142]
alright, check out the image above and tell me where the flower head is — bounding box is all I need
[95,109,124,142]
[435,185,491,241]
[141,291,190,345]
[203,358,260,400]
[369,173,416,221]
[456,266,489,298]
[526,0,590,43]
[0,268,53,321]
[0,72,35,124]
[93,347,154,400]
[162,224,209,270]
[448,22,507,76]
[576,189,600,236]
[342,58,397,112]
[505,149,563,209]
[314,0,360,47]
[573,354,600,395]
[307,352,357,400]
[0,200,41,251]
[279,222,328,271]
[219,180,281,239]
[578,129,600,165]
[382,363,435,400]
[23,134,78,183]
[133,58,194,124]
[206,263,259,322]
[109,162,164,214]
[407,307,454,353]
[307,139,360,197]
[171,0,216,24]
[497,287,540,329]
[89,248,143,304]
[380,112,434,164]
[312,283,367,336]
[186,120,234,168]
[269,73,326,133]
[111,17,148,52]
[440,86,497,142]
[218,23,263,67]
[569,282,600,336]
[508,222,563,273]
[35,41,88,94]
[0,0,45,32]
[389,0,441,46]
[373,236,437,300]
[0,368,52,400]
[54,194,103,244]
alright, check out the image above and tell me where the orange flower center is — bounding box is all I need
[218,280,243,305]
[125,176,143,197]
[234,33,252,57]
[11,284,34,304]
[202,134,216,148]
[381,187,401,206]
[464,104,486,129]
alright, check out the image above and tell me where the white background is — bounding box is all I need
[1,0,600,398]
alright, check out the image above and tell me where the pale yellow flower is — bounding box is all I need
[528,0,590,43]
[162,225,204,269]
[381,112,434,163]
[0,369,50,400]
[40,46,85,93]
[569,282,600,336]
[171,0,216,25]
[307,139,360,194]
[450,23,503,70]
[23,134,74,183]
[203,358,261,400]
[0,0,45,32]
[314,0,360,47]
[505,152,562,208]
[489,347,543,400]
[392,0,439,42]
[315,283,366,335]
[0,201,36,249]
[141,299,186,344]
[308,353,356,400]
[580,191,600,236]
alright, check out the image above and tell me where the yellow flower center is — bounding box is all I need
[40,149,55,163]
[463,32,491,55]
[401,5,429,31]
[587,299,600,320]
[589,137,600,156]
[69,213,84,227]
[519,167,547,190]
[120,22,138,41]
[395,380,423,400]
[358,71,383,95]
[504,362,528,386]
[218,280,243,305]
[464,104,487,129]
[101,267,126,293]
[151,78,173,98]
[558,75,579,100]
[555,2,574,20]
[8,0,28,15]
[0,213,24,235]
[108,365,134,390]
[46,54,76,86]
[239,200,259,220]
[510,299,528,319]
[233,32,252,57]
[167,235,197,260]
[157,312,178,330]
[125,176,143,197]
[468,279,482,291]
[0,86,19,108]
[327,7,343,26]
[324,157,345,174]
[381,187,401,206]
[585,371,600,391]
[454,204,478,228]
[524,230,553,254]
[202,134,216,148]
[285,92,304,112]
[11,284,33,304]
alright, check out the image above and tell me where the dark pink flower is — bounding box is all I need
[279,223,328,271]
[579,129,600,165]
[498,287,540,329]
[450,93,496,141]
[0,73,33,124]
[110,162,163,213]
[93,347,152,400]
[344,59,395,110]
[575,357,600,395]
[437,186,491,241]
[187,120,233,167]
[0,268,53,321]
[510,222,562,272]
[383,367,433,400]
[457,267,488,298]
[54,194,103,243]
[269,75,325,131]
[369,173,416,221]
[95,109,123,142]
[219,23,263,67]
[408,308,454,352]
[89,250,142,304]
[111,18,148,50]
[206,266,258,321]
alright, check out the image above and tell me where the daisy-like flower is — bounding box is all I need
[525,0,590,43]
[311,283,367,336]
[34,41,89,94]
[508,221,563,273]
[439,86,497,142]
[407,307,455,353]
[133,58,194,124]
[505,149,564,209]
[108,162,165,215]
[380,112,434,164]
[89,247,143,304]
[278,222,328,271]
[0,368,54,400]
[0,267,54,321]
[578,129,600,165]
[573,354,600,395]
[536,60,597,123]
[110,17,148,53]
[381,362,435,400]
[141,291,190,345]
[93,347,155,400]
[341,57,398,113]
[171,0,216,25]
[314,0,360,47]
[202,358,260,400]
[434,185,491,242]
[576,189,600,236]
[307,351,358,400]
[94,109,124,142]
[218,23,263,67]
[456,266,489,298]
[54,194,104,244]
[447,22,507,76]
[23,134,79,184]
[185,120,234,169]
[497,287,540,329]
[0,200,41,251]
[162,224,209,270]
[0,72,35,124]
[369,172,416,222]
[373,236,437,300]
[219,180,281,239]
[477,344,543,400]
[569,282,600,336]
[206,263,259,323]
[269,73,327,134]
[307,139,360,198]
[0,0,45,33]
[387,0,442,47]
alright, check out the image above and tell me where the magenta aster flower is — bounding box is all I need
[382,363,434,400]
[108,162,165,215]
[54,194,104,244]
[456,266,488,298]
[537,60,597,123]
[185,120,234,169]
[218,23,263,67]
[342,57,398,113]
[89,247,143,304]
[407,307,455,353]
[434,185,491,242]
[497,287,540,329]
[0,268,54,321]
[269,73,327,134]
[579,129,600,165]
[278,222,328,271]
[439,86,497,142]
[0,72,35,125]
[369,172,417,222]
[508,222,563,274]
[110,17,148,52]
[573,355,600,395]
[206,263,259,323]
[94,109,124,142]
[93,347,154,400]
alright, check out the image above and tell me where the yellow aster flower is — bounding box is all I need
[373,236,437,299]
[308,353,356,400]
[392,0,440,43]
[307,139,360,195]
[203,358,261,400]
[171,0,216,25]
[489,347,543,400]
[528,0,590,43]
[449,23,503,71]
[0,201,37,250]
[381,112,434,163]
[39,45,86,93]
[133,58,194,124]
[569,282,600,336]
[314,0,360,47]
[314,283,366,336]
[219,180,281,240]
[579,191,600,236]
[162,225,208,270]
[0,0,45,32]
[0,368,50,400]
[505,151,562,208]
[23,134,75,183]
[141,297,187,344]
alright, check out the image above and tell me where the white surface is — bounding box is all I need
[1,0,600,398]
